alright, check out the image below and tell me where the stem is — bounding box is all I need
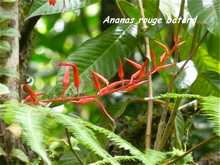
[137,0,153,149]
[158,98,181,149]
[154,0,185,149]
[164,135,217,165]
[65,129,84,165]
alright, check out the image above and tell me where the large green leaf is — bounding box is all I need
[191,47,220,96]
[201,96,220,136]
[53,24,137,96]
[118,0,159,20]
[188,0,220,35]
[27,0,98,19]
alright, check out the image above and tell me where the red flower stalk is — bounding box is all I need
[150,50,157,68]
[62,66,70,96]
[118,60,124,80]
[72,64,80,95]
[130,58,148,82]
[71,96,96,104]
[91,71,101,90]
[125,58,142,69]
[48,0,56,6]
[23,84,39,104]
[91,71,109,86]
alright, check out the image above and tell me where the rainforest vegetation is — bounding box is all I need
[0,0,219,164]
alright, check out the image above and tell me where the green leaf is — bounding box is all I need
[51,113,120,165]
[0,28,19,37]
[11,148,29,163]
[117,0,140,20]
[3,102,51,165]
[82,119,165,165]
[175,111,185,149]
[188,0,220,35]
[90,156,137,165]
[53,24,137,96]
[27,0,98,19]
[0,67,17,78]
[201,96,220,136]
[0,83,10,95]
[191,47,220,96]
[0,41,11,53]
[118,0,159,21]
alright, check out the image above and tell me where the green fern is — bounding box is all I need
[2,101,51,165]
[79,118,166,165]
[89,156,137,165]
[1,101,167,165]
[201,96,220,136]
[155,93,202,100]
[50,112,120,165]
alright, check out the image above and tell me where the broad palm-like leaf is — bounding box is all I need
[53,24,137,96]
[188,0,220,35]
[27,0,98,19]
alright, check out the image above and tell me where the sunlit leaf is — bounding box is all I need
[27,0,98,19]
[53,24,137,96]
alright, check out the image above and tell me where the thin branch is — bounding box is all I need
[164,135,217,165]
[65,129,84,165]
[137,0,153,149]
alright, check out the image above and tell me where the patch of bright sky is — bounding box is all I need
[62,12,76,22]
[85,3,100,17]
[54,19,65,33]
[202,0,213,8]
[63,37,74,51]
[35,18,47,34]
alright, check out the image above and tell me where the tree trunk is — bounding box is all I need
[0,1,20,164]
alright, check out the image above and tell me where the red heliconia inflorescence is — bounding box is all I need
[23,37,184,125]
[72,64,80,95]
[118,60,124,81]
[48,0,56,6]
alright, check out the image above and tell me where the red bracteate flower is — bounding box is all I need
[23,37,184,126]
[48,0,56,6]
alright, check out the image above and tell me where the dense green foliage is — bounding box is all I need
[0,0,219,164]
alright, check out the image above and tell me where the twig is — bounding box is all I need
[65,129,84,165]
[164,135,217,165]
[137,0,153,149]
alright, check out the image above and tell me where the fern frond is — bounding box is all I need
[89,156,137,165]
[50,112,120,165]
[154,93,202,100]
[78,118,165,165]
[145,149,166,165]
[201,96,220,136]
[2,101,51,165]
